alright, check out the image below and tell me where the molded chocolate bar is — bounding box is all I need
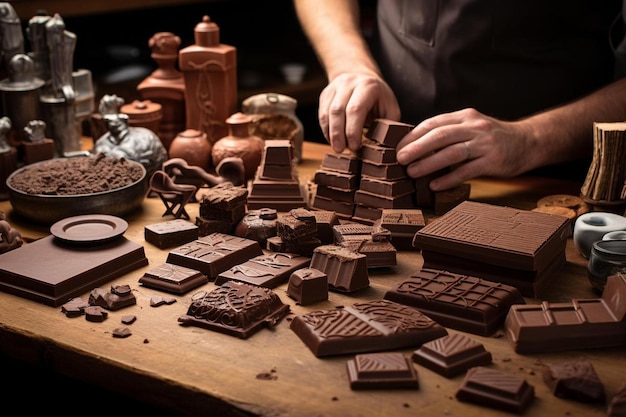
[310,244,369,292]
[347,352,419,390]
[384,268,525,336]
[290,299,448,357]
[0,235,148,307]
[139,263,208,294]
[455,366,535,414]
[542,360,605,403]
[365,118,413,148]
[144,219,199,249]
[166,233,263,280]
[411,333,492,378]
[215,252,310,288]
[504,274,626,353]
[178,281,290,339]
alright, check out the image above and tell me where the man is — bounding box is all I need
[294,0,626,190]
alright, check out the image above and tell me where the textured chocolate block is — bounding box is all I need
[360,138,398,164]
[195,216,233,236]
[374,209,425,243]
[0,235,148,307]
[504,274,626,353]
[88,285,136,310]
[413,200,571,271]
[311,210,340,244]
[343,239,397,268]
[352,204,382,223]
[321,152,361,173]
[315,184,356,203]
[384,268,525,336]
[456,366,535,414]
[167,233,263,280]
[359,177,415,197]
[276,208,317,241]
[287,267,328,305]
[199,203,246,223]
[310,244,369,292]
[312,195,354,217]
[365,118,413,148]
[411,333,492,378]
[215,252,311,288]
[347,352,419,390]
[355,189,415,209]
[290,299,448,357]
[145,219,199,249]
[178,281,290,339]
[542,360,605,403]
[199,182,248,211]
[361,160,408,180]
[139,263,209,294]
[313,169,360,189]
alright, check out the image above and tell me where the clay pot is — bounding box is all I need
[168,129,212,171]
[211,112,264,181]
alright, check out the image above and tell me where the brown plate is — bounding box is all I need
[50,214,128,244]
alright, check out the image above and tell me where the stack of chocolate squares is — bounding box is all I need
[247,139,307,211]
[412,200,572,298]
[196,182,248,236]
[373,208,426,251]
[311,151,361,220]
[332,222,397,268]
[267,207,321,257]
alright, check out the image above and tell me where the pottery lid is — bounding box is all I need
[226,112,253,126]
[194,15,219,46]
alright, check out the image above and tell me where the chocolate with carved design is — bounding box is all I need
[214,252,310,288]
[347,352,419,390]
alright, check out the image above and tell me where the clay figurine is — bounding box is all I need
[0,211,23,253]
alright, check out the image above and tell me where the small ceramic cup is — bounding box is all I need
[588,239,626,294]
[573,212,626,259]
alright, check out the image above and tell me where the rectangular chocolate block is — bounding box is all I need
[266,235,321,257]
[145,219,199,249]
[287,267,328,305]
[0,235,148,307]
[411,333,492,378]
[360,138,398,164]
[246,197,307,212]
[320,152,361,173]
[456,366,535,414]
[384,268,525,336]
[178,281,290,339]
[290,299,448,357]
[354,189,416,209]
[199,182,248,211]
[346,239,397,268]
[276,208,317,241]
[167,233,263,280]
[311,210,340,244]
[352,204,382,223]
[248,177,303,197]
[199,201,246,223]
[413,200,571,271]
[315,184,356,203]
[375,208,425,235]
[262,139,293,165]
[139,263,208,294]
[333,223,374,242]
[215,252,311,288]
[347,352,419,390]
[310,244,370,292]
[361,160,408,180]
[359,177,415,197]
[313,169,360,189]
[258,162,295,180]
[365,118,413,148]
[312,195,355,217]
[194,216,233,236]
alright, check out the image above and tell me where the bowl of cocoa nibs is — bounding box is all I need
[6,154,148,225]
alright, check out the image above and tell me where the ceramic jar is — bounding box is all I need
[573,212,626,259]
[168,128,212,171]
[588,240,626,294]
[211,112,264,181]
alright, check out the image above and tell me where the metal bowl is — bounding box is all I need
[6,158,148,225]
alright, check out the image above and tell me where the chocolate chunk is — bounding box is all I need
[411,333,492,378]
[121,315,136,325]
[150,295,177,307]
[112,327,132,338]
[84,306,108,322]
[360,138,398,164]
[88,287,136,311]
[355,189,415,209]
[261,139,293,165]
[215,252,310,288]
[195,217,233,236]
[542,360,605,403]
[178,281,290,339]
[313,170,360,189]
[347,352,419,390]
[320,152,361,173]
[199,182,248,211]
[342,239,397,269]
[384,268,525,336]
[290,299,448,357]
[365,118,413,148]
[360,160,409,181]
[359,177,415,197]
[310,245,369,293]
[312,195,355,218]
[287,267,328,305]
[608,384,626,417]
[61,297,90,318]
[139,263,208,294]
[456,366,535,414]
[234,208,278,245]
[311,210,340,244]
[374,208,425,250]
[144,219,199,249]
[276,208,317,241]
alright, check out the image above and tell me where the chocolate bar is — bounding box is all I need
[365,118,413,148]
[215,252,311,288]
[320,152,361,173]
[384,268,525,336]
[287,267,328,305]
[310,244,369,292]
[312,195,354,218]
[313,169,360,189]
[315,184,356,203]
[359,177,415,197]
[360,138,398,164]
[354,189,415,209]
[542,360,605,403]
[178,281,290,339]
[347,352,419,390]
[198,182,248,211]
[139,263,208,294]
[144,219,199,249]
[411,333,492,378]
[455,366,535,414]
[361,160,409,180]
[290,299,448,357]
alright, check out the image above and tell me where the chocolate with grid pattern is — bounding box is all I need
[290,299,448,357]
[215,252,311,288]
[365,118,413,148]
[384,268,525,336]
[139,262,208,294]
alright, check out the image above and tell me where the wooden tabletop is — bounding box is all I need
[0,141,622,417]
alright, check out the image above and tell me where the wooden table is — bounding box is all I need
[0,141,623,417]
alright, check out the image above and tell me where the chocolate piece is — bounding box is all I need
[333,223,374,243]
[144,219,199,249]
[311,210,340,244]
[384,268,525,336]
[0,235,148,307]
[266,235,321,257]
[121,315,136,325]
[434,183,471,215]
[310,244,370,293]
[178,281,290,339]
[360,160,409,180]
[84,306,108,322]
[276,208,317,241]
[504,274,626,353]
[411,333,492,378]
[61,297,90,318]
[365,118,413,148]
[150,295,177,307]
[320,152,361,173]
[88,286,137,311]
[315,184,356,203]
[359,177,415,197]
[261,139,293,165]
[347,239,397,268]
[199,182,248,211]
[360,138,398,164]
[215,252,311,288]
[313,170,360,189]
[234,208,278,244]
[374,209,425,250]
[194,216,233,236]
[287,267,328,305]
[166,233,263,280]
[139,263,208,294]
[312,195,354,218]
[608,384,626,417]
[352,204,382,223]
[542,360,605,403]
[347,352,419,390]
[199,202,246,223]
[455,366,535,414]
[258,163,295,180]
[289,299,448,357]
[355,189,415,209]
[112,327,132,338]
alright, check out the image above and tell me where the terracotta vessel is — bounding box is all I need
[212,112,264,181]
[168,128,212,171]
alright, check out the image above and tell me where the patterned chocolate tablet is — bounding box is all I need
[215,252,311,289]
[139,263,208,294]
[347,352,419,390]
[144,219,199,249]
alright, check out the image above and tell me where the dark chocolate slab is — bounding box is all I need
[542,360,605,403]
[139,263,209,294]
[455,366,535,414]
[144,219,199,249]
[261,139,293,165]
[375,209,425,235]
[312,195,355,217]
[315,184,356,203]
[384,268,525,336]
[411,333,492,378]
[290,299,448,357]
[214,252,311,288]
[347,352,419,390]
[178,281,290,339]
[0,235,148,307]
[287,267,328,305]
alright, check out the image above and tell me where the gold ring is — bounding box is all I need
[464,141,471,160]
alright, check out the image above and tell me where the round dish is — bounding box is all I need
[51,214,128,244]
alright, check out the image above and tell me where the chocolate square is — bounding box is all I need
[354,189,416,209]
[199,182,248,211]
[365,118,413,148]
[361,161,408,181]
[145,219,199,249]
[262,139,293,165]
[215,252,311,288]
[311,244,369,293]
[359,177,415,197]
[139,263,209,294]
[321,152,361,173]
[313,169,360,189]
[312,195,355,218]
[311,210,340,244]
[360,138,398,164]
[347,352,419,390]
[287,267,328,305]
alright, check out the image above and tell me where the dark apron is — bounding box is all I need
[374,0,623,124]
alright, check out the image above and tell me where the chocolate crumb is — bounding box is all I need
[403,403,410,408]
[84,306,108,322]
[112,327,132,338]
[143,339,149,344]
[256,372,278,381]
[121,315,136,325]
[331,397,338,401]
